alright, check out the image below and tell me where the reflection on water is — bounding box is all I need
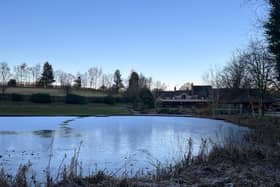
[33,130,55,138]
[0,116,246,179]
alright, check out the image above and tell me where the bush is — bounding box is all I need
[30,93,51,103]
[7,79,16,87]
[11,94,24,102]
[139,88,155,108]
[104,95,115,105]
[65,94,87,104]
[91,97,105,103]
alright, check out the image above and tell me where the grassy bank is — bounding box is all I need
[0,116,279,186]
[0,102,131,116]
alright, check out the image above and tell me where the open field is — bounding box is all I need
[5,87,108,97]
[0,102,131,116]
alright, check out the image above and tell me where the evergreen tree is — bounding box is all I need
[128,71,139,90]
[113,69,124,93]
[39,62,55,87]
[264,0,280,80]
[139,88,155,108]
[126,71,140,100]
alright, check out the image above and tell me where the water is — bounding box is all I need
[0,116,245,179]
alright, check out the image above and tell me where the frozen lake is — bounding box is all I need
[0,116,245,179]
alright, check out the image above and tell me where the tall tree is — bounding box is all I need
[0,62,11,94]
[30,64,41,85]
[264,0,280,80]
[40,62,55,87]
[14,63,27,85]
[126,71,140,99]
[113,69,124,93]
[241,41,274,116]
[219,51,251,89]
[128,71,139,90]
[88,67,99,89]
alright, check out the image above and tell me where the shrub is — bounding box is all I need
[104,95,115,105]
[7,79,16,87]
[11,93,24,102]
[139,88,155,108]
[30,93,51,103]
[65,94,87,104]
[91,97,105,103]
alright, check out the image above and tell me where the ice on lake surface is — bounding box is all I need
[0,116,246,179]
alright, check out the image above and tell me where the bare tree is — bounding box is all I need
[29,64,41,85]
[243,40,275,115]
[55,70,74,87]
[202,65,223,88]
[180,82,193,90]
[96,68,103,89]
[81,72,88,88]
[100,73,114,90]
[14,63,28,86]
[219,51,251,89]
[139,73,148,88]
[0,62,11,94]
[88,67,101,89]
[147,77,153,90]
[153,80,167,91]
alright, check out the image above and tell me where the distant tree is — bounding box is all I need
[14,63,27,85]
[202,65,223,88]
[87,67,102,89]
[128,71,139,90]
[0,62,11,94]
[30,64,41,85]
[74,76,82,88]
[113,69,124,93]
[54,70,65,86]
[100,74,109,91]
[147,77,153,89]
[139,73,148,88]
[264,0,280,80]
[81,72,88,88]
[126,71,140,100]
[153,80,167,91]
[180,82,193,90]
[39,62,55,87]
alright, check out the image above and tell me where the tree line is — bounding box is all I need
[0,61,167,94]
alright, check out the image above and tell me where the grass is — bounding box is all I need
[0,102,131,116]
[5,87,107,97]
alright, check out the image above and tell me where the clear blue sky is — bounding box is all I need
[0,0,264,89]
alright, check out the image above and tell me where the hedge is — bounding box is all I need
[11,93,24,102]
[30,93,51,103]
[65,94,87,104]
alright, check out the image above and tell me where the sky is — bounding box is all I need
[0,0,265,89]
